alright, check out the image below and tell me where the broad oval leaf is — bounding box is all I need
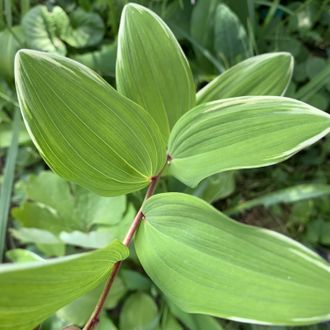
[135,193,330,325]
[116,3,195,139]
[12,171,127,234]
[197,53,293,104]
[22,5,69,55]
[119,292,159,330]
[15,50,166,196]
[0,240,128,330]
[168,96,330,187]
[58,276,126,326]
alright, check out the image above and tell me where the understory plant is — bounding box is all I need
[1,3,330,330]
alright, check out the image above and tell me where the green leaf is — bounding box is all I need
[0,27,24,81]
[121,269,151,291]
[116,3,195,139]
[168,96,330,187]
[0,240,128,330]
[72,43,117,76]
[10,228,66,257]
[22,5,69,55]
[295,63,330,102]
[135,193,330,325]
[12,171,127,233]
[97,315,118,330]
[6,249,44,263]
[11,227,63,245]
[15,50,166,196]
[0,109,20,261]
[190,0,222,73]
[57,276,126,326]
[160,306,183,330]
[214,4,250,67]
[186,172,235,203]
[226,184,330,215]
[59,230,113,249]
[197,53,293,104]
[62,8,105,48]
[0,121,30,148]
[119,292,159,330]
[168,301,223,330]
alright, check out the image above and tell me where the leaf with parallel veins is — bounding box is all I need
[168,96,330,187]
[15,50,166,196]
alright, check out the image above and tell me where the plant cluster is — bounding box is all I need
[0,1,330,330]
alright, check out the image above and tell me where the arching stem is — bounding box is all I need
[83,159,169,330]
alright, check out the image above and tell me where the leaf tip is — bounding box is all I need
[122,2,145,17]
[15,49,47,77]
[279,51,294,68]
[15,48,39,63]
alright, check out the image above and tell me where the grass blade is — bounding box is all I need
[0,109,20,261]
[295,64,330,102]
[226,183,330,215]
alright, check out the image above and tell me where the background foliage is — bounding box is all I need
[0,0,330,329]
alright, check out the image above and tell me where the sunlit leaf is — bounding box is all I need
[0,240,128,330]
[15,50,166,196]
[136,193,330,325]
[11,227,62,245]
[116,3,195,139]
[168,97,330,187]
[12,171,127,233]
[6,249,43,263]
[10,227,66,257]
[197,53,293,104]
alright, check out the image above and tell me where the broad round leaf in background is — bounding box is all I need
[22,5,69,55]
[116,3,195,140]
[62,8,105,48]
[15,50,166,196]
[168,96,330,187]
[119,292,159,330]
[135,193,330,325]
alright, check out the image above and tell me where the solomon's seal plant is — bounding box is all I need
[1,3,330,330]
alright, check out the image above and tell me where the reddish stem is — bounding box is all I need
[83,174,161,330]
